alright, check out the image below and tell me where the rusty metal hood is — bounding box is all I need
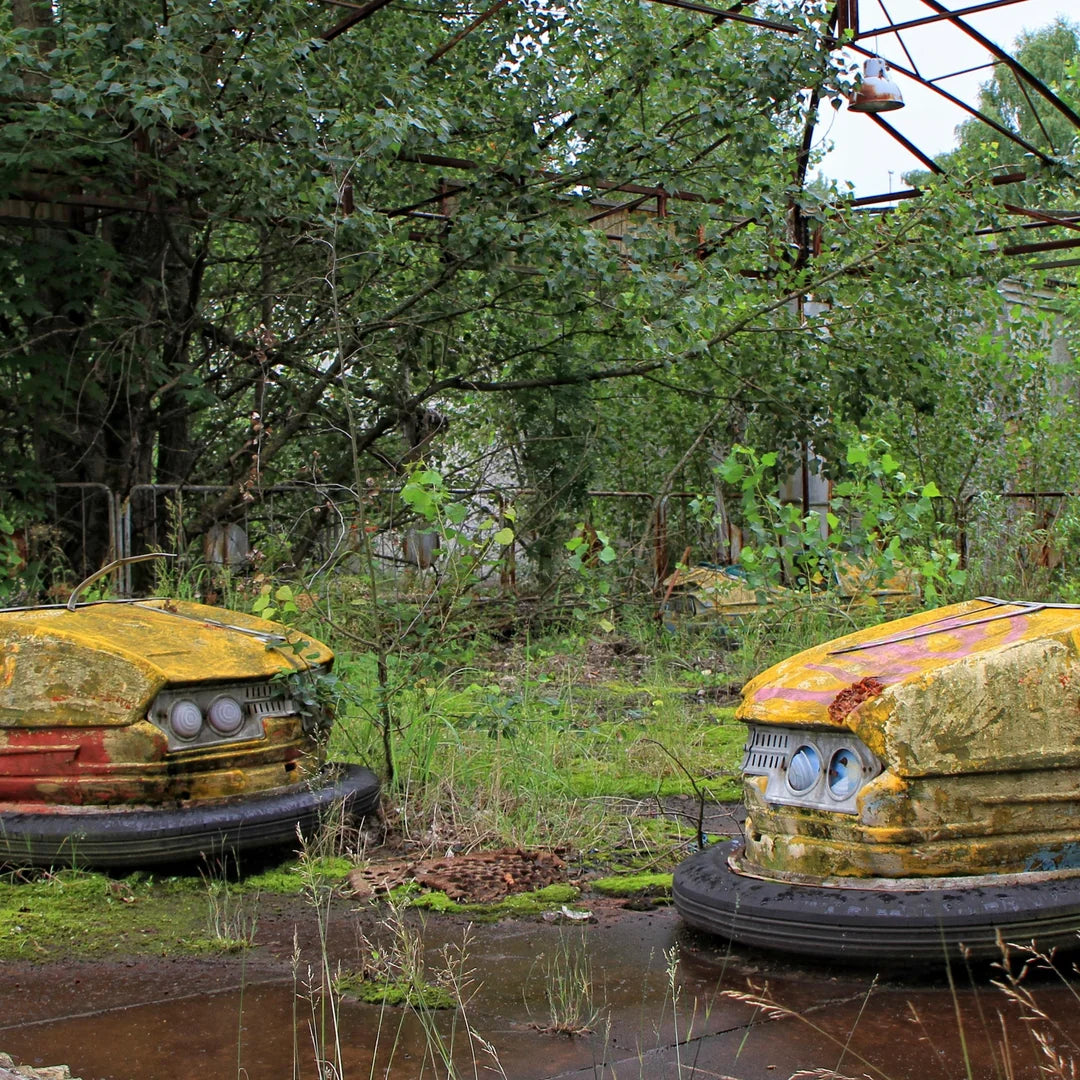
[0,599,332,728]
[738,597,1080,777]
[0,599,330,681]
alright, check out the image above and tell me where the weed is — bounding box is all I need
[724,979,894,1080]
[337,895,455,1009]
[992,941,1080,1079]
[526,929,605,1036]
[202,870,259,950]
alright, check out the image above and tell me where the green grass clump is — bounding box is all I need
[403,882,580,919]
[589,872,673,898]
[334,970,456,1009]
[0,870,240,959]
[241,855,353,894]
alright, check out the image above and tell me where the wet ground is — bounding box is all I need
[2,799,1078,1079]
[3,884,1078,1080]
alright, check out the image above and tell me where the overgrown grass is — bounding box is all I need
[315,594,895,856]
[0,869,254,958]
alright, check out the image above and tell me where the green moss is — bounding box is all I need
[498,883,579,912]
[334,971,455,1009]
[0,870,234,960]
[589,872,673,898]
[240,855,353,894]
[404,888,457,913]
[402,882,580,919]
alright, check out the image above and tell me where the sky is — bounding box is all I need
[814,1,1078,197]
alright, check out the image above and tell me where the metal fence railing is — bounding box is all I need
[9,482,1078,598]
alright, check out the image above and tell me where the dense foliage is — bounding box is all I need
[0,1,1077,595]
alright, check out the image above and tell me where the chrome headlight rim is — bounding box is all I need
[743,724,883,814]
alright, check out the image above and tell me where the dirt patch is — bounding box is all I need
[584,637,649,675]
[346,847,568,903]
[683,684,742,707]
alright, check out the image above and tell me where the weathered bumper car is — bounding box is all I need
[661,558,915,626]
[0,592,378,868]
[674,598,1080,962]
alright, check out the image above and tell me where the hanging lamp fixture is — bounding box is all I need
[849,57,904,113]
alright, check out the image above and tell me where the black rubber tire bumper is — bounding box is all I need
[673,839,1080,963]
[0,763,380,870]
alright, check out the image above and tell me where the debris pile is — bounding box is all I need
[0,1053,81,1080]
[348,847,567,902]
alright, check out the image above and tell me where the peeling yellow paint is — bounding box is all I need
[0,642,18,690]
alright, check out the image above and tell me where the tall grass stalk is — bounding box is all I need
[296,843,345,1078]
[526,929,603,1036]
[993,942,1080,1079]
[723,982,894,1080]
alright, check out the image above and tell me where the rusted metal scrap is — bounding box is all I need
[347,848,568,903]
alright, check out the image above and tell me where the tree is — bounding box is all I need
[0,0,1053,588]
[956,17,1080,168]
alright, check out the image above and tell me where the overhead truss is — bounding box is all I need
[311,0,1079,268]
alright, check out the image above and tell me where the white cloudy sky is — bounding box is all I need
[815,1,1078,196]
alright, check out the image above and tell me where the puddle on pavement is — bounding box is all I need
[2,905,1076,1079]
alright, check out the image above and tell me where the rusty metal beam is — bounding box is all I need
[848,42,1056,166]
[858,0,1027,39]
[850,187,923,207]
[639,0,799,35]
[318,0,379,9]
[1003,236,1080,257]
[929,60,999,84]
[976,211,1080,237]
[915,0,1080,135]
[427,0,513,65]
[586,193,657,224]
[321,0,393,42]
[1029,258,1080,272]
[848,168,1030,207]
[1002,205,1080,233]
[833,0,858,37]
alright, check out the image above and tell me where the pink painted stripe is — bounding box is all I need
[752,687,835,703]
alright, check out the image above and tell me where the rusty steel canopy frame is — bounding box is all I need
[311,0,1079,272]
[4,3,1076,272]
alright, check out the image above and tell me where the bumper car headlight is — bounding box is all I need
[207,695,245,735]
[786,745,821,794]
[743,724,882,813]
[169,699,204,741]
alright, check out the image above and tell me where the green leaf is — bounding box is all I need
[493,527,515,544]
